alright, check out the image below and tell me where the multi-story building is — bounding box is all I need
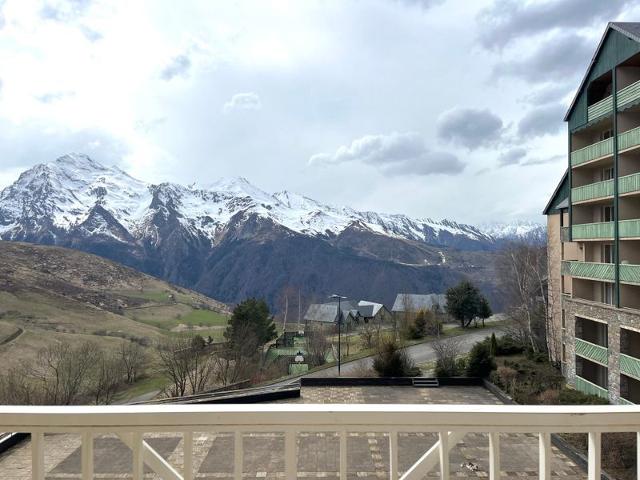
[546,22,640,405]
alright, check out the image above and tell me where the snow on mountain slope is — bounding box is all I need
[0,154,543,246]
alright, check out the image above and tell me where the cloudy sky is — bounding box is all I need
[0,0,639,224]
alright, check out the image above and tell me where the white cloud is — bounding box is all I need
[222,92,262,114]
[309,132,465,176]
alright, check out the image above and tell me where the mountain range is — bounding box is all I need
[0,154,545,310]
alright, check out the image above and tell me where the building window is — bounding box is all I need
[602,205,614,222]
[602,166,614,181]
[600,129,613,141]
[602,283,614,305]
[602,244,614,263]
[562,343,566,362]
[561,310,566,329]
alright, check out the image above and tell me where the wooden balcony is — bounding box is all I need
[574,376,609,400]
[620,264,640,285]
[618,125,640,152]
[2,404,639,480]
[620,219,640,238]
[618,79,640,110]
[575,338,608,366]
[571,222,614,241]
[570,137,613,167]
[561,261,614,282]
[587,96,613,122]
[621,353,640,381]
[571,179,613,203]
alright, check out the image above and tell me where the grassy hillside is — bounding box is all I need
[0,241,231,366]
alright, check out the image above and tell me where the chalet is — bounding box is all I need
[391,293,447,315]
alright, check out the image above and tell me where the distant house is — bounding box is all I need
[391,293,447,315]
[303,300,392,329]
[357,301,392,324]
[303,302,358,328]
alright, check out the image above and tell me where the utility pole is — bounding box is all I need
[330,294,347,376]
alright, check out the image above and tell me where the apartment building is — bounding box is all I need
[546,22,640,404]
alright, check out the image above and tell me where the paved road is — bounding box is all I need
[270,324,505,385]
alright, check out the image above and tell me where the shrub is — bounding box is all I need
[489,333,498,356]
[537,389,560,405]
[465,342,496,378]
[558,388,609,405]
[495,366,518,393]
[372,340,420,377]
[432,337,462,377]
[495,336,525,356]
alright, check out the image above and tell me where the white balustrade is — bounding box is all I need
[0,404,638,480]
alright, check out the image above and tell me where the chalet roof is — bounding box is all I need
[391,293,446,312]
[565,22,640,121]
[303,303,357,324]
[542,170,569,215]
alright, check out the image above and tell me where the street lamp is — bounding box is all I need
[330,294,347,376]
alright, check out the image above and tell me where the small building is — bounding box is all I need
[303,302,358,329]
[391,293,447,315]
[357,301,392,324]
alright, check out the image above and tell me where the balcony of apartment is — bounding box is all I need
[575,316,608,366]
[561,260,614,282]
[2,404,640,480]
[617,57,640,114]
[575,356,609,400]
[620,327,640,404]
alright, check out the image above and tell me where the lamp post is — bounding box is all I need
[330,294,347,376]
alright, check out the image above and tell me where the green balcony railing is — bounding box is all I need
[572,222,614,240]
[620,264,640,285]
[587,95,614,122]
[619,397,635,405]
[620,219,640,238]
[618,126,640,152]
[621,353,640,380]
[572,179,614,203]
[570,137,613,167]
[575,338,608,365]
[575,375,609,400]
[561,261,614,282]
[619,172,640,195]
[618,80,640,109]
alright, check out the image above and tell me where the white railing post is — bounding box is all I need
[439,431,449,480]
[31,432,44,480]
[588,432,601,480]
[234,432,243,480]
[285,430,296,480]
[183,431,193,480]
[389,431,399,480]
[340,430,347,480]
[538,432,550,480]
[132,432,144,480]
[489,432,500,480]
[81,432,93,480]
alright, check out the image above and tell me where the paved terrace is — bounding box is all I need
[0,385,585,480]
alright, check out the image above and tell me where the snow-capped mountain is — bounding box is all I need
[0,153,538,246]
[0,154,544,309]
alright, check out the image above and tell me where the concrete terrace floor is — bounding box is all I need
[0,386,584,480]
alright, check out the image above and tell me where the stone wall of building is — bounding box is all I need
[563,296,640,403]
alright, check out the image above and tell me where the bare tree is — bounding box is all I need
[90,350,123,405]
[29,340,100,405]
[305,326,330,366]
[432,336,462,377]
[119,341,146,384]
[496,242,548,353]
[0,364,41,405]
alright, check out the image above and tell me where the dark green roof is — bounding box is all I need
[543,170,568,215]
[565,22,640,128]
